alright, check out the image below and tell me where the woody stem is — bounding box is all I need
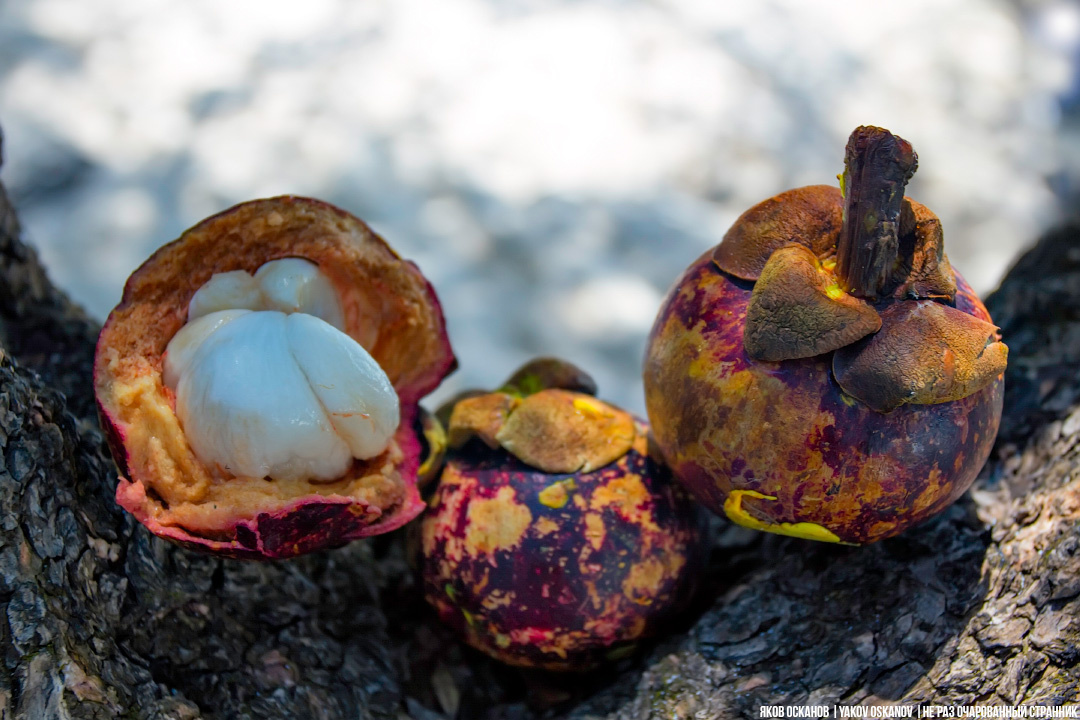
[835,126,918,299]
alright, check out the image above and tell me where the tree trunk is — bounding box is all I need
[0,129,1077,720]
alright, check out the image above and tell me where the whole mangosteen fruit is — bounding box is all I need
[643,126,1007,545]
[421,359,706,670]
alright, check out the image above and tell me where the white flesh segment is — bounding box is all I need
[175,311,353,482]
[163,309,251,391]
[254,258,346,330]
[187,271,263,321]
[286,313,400,459]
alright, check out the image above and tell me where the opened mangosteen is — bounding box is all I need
[94,196,456,559]
[420,359,705,671]
[643,126,1007,545]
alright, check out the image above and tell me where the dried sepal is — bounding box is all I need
[435,389,488,429]
[712,185,843,281]
[495,389,636,474]
[445,358,635,474]
[743,244,881,362]
[447,393,520,449]
[892,198,956,300]
[833,300,1008,412]
[500,356,598,397]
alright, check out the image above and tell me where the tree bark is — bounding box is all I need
[0,128,1078,719]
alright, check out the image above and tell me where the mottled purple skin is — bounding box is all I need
[420,429,705,671]
[643,251,1004,545]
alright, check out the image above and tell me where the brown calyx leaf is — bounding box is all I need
[435,389,489,430]
[495,389,636,474]
[447,392,521,449]
[500,357,597,397]
[743,244,882,362]
[892,198,956,300]
[713,185,843,281]
[833,300,1008,413]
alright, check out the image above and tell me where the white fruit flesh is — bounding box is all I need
[188,257,347,330]
[164,259,399,482]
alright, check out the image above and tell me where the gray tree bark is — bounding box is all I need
[0,128,1077,720]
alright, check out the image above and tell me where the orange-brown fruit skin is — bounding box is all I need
[420,424,705,671]
[643,251,1003,545]
[94,196,456,559]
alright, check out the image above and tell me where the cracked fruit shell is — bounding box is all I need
[421,359,706,671]
[643,127,1007,545]
[94,196,456,559]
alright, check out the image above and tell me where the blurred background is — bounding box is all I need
[0,0,1078,412]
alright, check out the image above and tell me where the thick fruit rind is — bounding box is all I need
[95,196,455,559]
[421,423,705,671]
[644,251,1003,545]
[111,406,427,560]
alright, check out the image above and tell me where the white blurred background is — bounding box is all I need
[1,0,1078,412]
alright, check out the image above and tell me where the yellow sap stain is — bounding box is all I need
[572,396,609,418]
[416,415,447,479]
[823,281,845,301]
[723,490,846,544]
[464,486,533,556]
[538,479,576,508]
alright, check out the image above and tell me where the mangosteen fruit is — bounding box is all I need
[94,196,456,558]
[643,126,1007,545]
[421,359,705,670]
